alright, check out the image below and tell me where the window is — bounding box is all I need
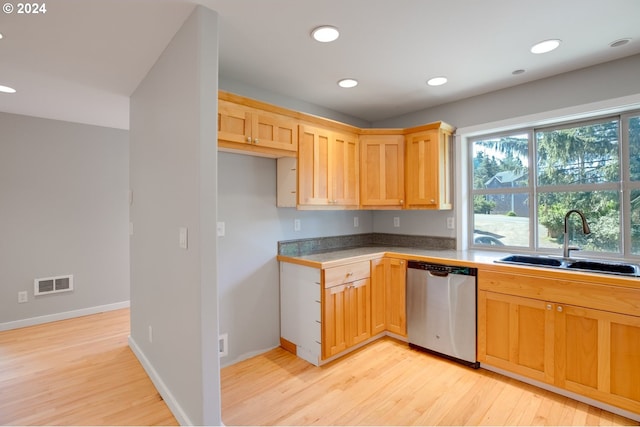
[470,112,640,258]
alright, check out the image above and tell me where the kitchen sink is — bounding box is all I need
[498,254,563,267]
[496,255,640,277]
[565,260,640,275]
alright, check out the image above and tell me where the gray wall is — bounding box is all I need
[129,6,220,426]
[0,112,129,326]
[374,54,640,129]
[217,152,374,366]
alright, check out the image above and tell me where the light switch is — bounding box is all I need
[217,222,225,237]
[179,227,188,249]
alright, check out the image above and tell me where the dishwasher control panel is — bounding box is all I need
[407,260,477,276]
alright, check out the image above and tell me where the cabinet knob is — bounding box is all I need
[546,304,552,311]
[346,272,353,277]
[247,137,252,143]
[430,199,436,204]
[254,138,259,144]
[557,306,563,312]
[400,200,404,204]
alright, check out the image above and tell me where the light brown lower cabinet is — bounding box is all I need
[323,278,371,359]
[479,288,640,414]
[371,257,407,337]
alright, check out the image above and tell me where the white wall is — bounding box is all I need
[0,112,129,328]
[129,6,220,426]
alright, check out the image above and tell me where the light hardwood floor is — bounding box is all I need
[0,308,177,426]
[221,337,639,426]
[2,309,638,426]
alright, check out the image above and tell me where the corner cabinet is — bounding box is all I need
[370,257,407,337]
[405,125,453,210]
[478,267,640,415]
[359,133,405,209]
[297,124,359,209]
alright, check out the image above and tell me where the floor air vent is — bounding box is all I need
[34,275,74,296]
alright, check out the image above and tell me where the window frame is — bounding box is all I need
[468,110,640,259]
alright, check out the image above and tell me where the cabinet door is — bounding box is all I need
[360,135,404,208]
[253,110,298,152]
[370,258,387,335]
[348,278,372,346]
[478,291,554,384]
[218,100,251,144]
[298,125,331,206]
[385,258,407,336]
[405,129,452,209]
[331,131,359,207]
[555,304,640,413]
[323,284,348,358]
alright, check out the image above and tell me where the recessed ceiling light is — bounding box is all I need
[530,39,561,54]
[0,33,3,40]
[610,38,631,48]
[0,85,16,93]
[427,76,447,86]
[512,69,526,75]
[311,26,339,43]
[338,78,358,88]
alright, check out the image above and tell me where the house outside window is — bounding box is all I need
[469,111,640,258]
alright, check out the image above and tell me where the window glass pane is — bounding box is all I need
[536,120,619,186]
[630,116,640,181]
[631,189,640,254]
[472,135,528,190]
[537,190,620,253]
[473,194,530,247]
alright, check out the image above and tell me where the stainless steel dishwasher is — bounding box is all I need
[406,261,479,368]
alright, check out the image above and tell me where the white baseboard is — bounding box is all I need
[0,301,130,331]
[128,336,192,426]
[220,345,280,369]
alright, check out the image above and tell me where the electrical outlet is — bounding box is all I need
[446,217,455,230]
[217,221,225,237]
[393,217,400,228]
[354,216,359,228]
[18,291,28,303]
[219,333,228,357]
[148,326,153,343]
[294,218,301,232]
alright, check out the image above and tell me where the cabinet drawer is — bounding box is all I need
[324,261,370,288]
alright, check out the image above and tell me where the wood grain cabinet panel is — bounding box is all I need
[298,125,359,209]
[370,257,407,337]
[359,134,405,208]
[218,99,298,156]
[405,128,452,210]
[322,278,371,359]
[479,267,640,414]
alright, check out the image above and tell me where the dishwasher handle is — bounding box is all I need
[428,270,450,278]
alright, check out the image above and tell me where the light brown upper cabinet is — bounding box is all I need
[218,98,298,157]
[359,133,405,209]
[298,124,359,209]
[405,125,453,210]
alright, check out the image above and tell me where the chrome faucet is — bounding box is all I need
[563,209,591,258]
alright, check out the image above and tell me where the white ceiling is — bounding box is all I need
[1,0,640,129]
